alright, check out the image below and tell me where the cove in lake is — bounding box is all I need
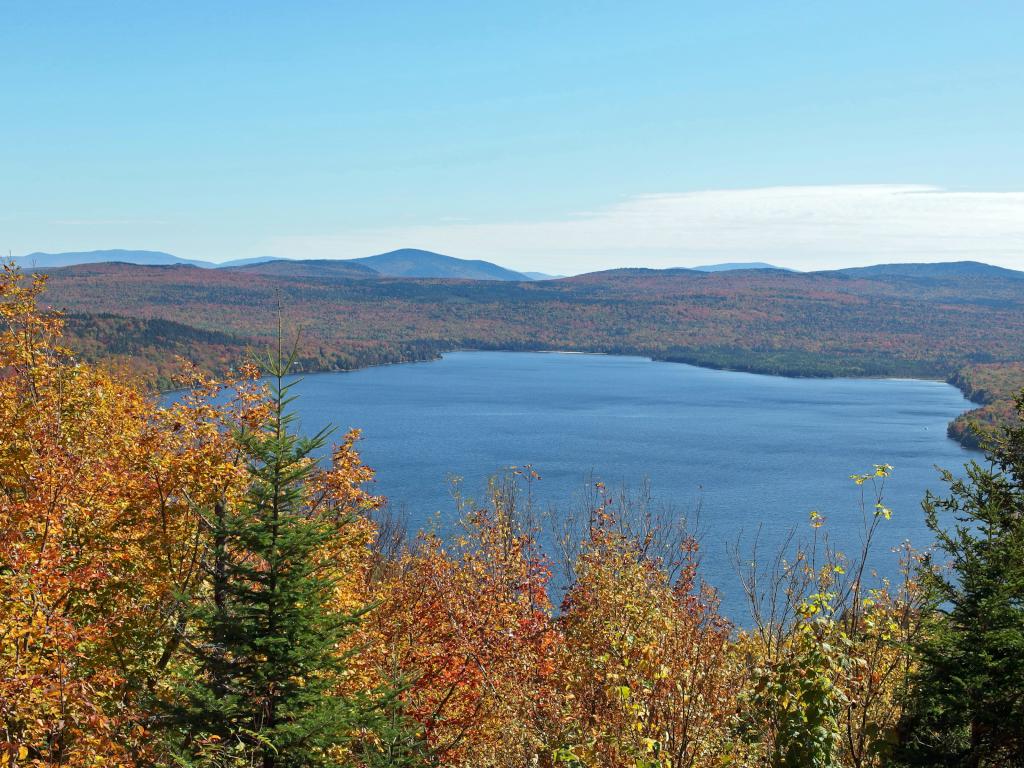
[281,352,973,620]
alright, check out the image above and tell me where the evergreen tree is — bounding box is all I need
[897,395,1024,767]
[168,345,428,767]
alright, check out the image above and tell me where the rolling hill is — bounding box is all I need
[225,259,380,279]
[217,256,280,267]
[349,248,530,280]
[40,260,1024,383]
[834,261,1024,281]
[692,262,785,272]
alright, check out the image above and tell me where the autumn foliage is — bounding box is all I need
[3,264,1020,767]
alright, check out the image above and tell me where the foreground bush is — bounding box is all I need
[896,399,1024,767]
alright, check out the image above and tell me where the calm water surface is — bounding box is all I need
[283,352,973,619]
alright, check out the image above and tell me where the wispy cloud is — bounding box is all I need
[265,185,1024,273]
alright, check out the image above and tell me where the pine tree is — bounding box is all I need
[897,395,1024,767]
[168,343,427,767]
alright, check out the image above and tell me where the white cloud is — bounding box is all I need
[263,185,1024,273]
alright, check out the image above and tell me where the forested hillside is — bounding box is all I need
[947,362,1024,447]
[37,260,1024,447]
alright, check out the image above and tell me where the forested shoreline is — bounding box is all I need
[36,260,1024,450]
[57,316,1001,451]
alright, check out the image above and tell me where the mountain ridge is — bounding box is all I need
[349,248,530,281]
[14,250,1024,283]
[13,247,534,281]
[831,260,1024,280]
[692,262,786,272]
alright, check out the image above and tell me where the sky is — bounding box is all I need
[2,1,1023,273]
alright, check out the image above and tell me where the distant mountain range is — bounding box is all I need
[13,249,1024,284]
[13,250,281,270]
[15,249,209,269]
[692,262,786,272]
[14,248,533,281]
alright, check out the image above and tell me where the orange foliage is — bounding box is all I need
[365,501,558,766]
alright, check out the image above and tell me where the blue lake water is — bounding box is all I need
[261,352,975,619]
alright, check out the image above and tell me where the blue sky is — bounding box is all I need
[3,1,1023,272]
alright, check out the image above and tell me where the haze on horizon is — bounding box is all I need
[3,2,1023,274]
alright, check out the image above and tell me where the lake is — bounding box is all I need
[279,352,974,619]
